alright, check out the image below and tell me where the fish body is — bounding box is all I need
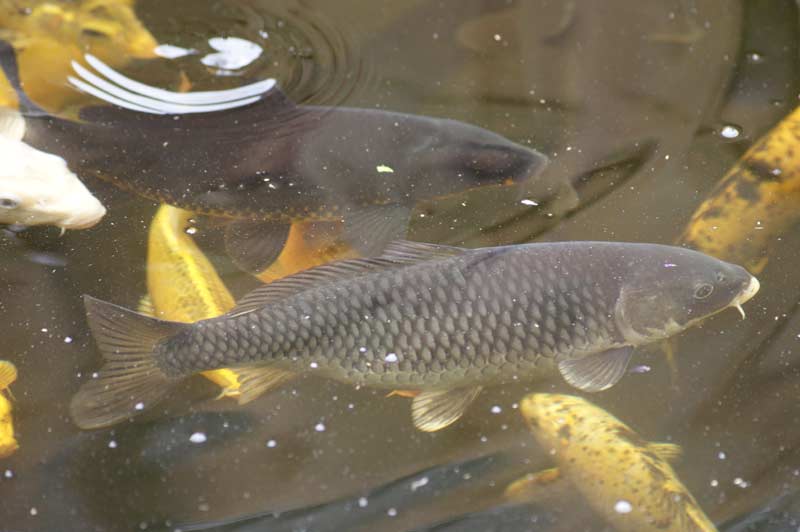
[71,240,758,430]
[0,110,105,229]
[0,42,550,271]
[0,360,18,458]
[513,393,717,532]
[143,205,240,394]
[679,104,800,274]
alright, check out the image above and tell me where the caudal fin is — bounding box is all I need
[70,295,189,429]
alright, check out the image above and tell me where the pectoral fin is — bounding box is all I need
[648,442,682,462]
[504,467,564,502]
[411,386,482,432]
[557,346,633,392]
[343,205,411,257]
[224,220,291,275]
[235,363,296,404]
[0,361,16,390]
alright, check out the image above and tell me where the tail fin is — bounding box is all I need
[0,39,46,116]
[70,295,189,429]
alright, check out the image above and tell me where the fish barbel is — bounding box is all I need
[71,240,758,431]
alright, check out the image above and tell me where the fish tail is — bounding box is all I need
[0,39,44,116]
[70,295,189,429]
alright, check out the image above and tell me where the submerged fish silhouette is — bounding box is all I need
[71,240,758,431]
[0,41,551,272]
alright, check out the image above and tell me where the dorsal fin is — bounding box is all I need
[229,240,465,315]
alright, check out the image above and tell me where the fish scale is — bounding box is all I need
[157,244,624,388]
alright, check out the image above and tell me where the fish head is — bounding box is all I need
[0,136,106,229]
[75,0,158,59]
[519,393,601,451]
[615,245,760,343]
[413,118,549,197]
[25,0,157,60]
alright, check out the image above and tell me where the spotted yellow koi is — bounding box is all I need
[0,360,19,458]
[507,393,717,532]
[678,106,800,273]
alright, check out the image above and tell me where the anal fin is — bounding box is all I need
[557,346,633,392]
[224,220,291,275]
[411,386,482,432]
[504,467,564,502]
[235,363,296,404]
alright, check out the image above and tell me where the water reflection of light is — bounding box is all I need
[201,37,264,71]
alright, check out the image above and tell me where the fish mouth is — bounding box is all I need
[730,275,760,319]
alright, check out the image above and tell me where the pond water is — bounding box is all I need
[1,1,799,531]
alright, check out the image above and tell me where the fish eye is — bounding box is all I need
[82,28,108,38]
[693,283,713,299]
[0,197,19,209]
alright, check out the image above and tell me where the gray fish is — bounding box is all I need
[0,41,553,273]
[71,241,759,431]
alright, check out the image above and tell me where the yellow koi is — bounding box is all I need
[0,0,157,111]
[144,205,240,397]
[0,360,19,458]
[507,393,717,532]
[678,105,800,274]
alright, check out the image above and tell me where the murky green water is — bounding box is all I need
[1,1,800,530]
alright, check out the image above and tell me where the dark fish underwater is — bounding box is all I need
[71,240,759,431]
[0,41,553,271]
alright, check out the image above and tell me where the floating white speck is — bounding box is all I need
[614,500,633,514]
[387,508,397,517]
[3,469,13,479]
[771,168,782,176]
[710,479,719,487]
[154,44,197,59]
[490,405,502,414]
[134,402,145,411]
[520,199,539,206]
[63,336,73,344]
[315,422,326,432]
[359,347,367,353]
[185,227,197,235]
[384,353,398,363]
[108,440,117,449]
[310,362,319,369]
[733,477,750,488]
[493,33,502,41]
[189,432,207,444]
[720,125,741,139]
[629,365,651,374]
[358,497,368,508]
[376,165,394,173]
[718,451,726,460]
[30,507,38,516]
[410,477,429,491]
[266,439,277,448]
